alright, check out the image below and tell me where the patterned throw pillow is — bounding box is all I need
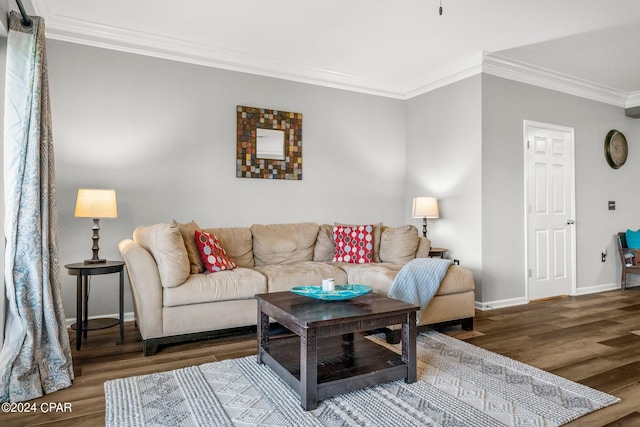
[195,230,237,273]
[332,225,374,263]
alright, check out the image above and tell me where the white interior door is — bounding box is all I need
[524,121,576,300]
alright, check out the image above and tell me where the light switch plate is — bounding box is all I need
[609,201,616,210]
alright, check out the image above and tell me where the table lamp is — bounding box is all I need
[75,188,117,264]
[412,196,439,238]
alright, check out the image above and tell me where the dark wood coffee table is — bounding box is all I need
[256,291,418,410]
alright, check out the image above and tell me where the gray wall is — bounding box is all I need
[405,75,483,298]
[46,41,407,319]
[481,74,640,303]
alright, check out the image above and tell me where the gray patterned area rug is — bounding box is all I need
[104,331,619,426]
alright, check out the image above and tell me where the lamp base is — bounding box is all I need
[84,218,106,265]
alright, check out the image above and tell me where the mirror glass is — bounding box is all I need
[256,128,285,160]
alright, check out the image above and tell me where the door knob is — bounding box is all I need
[567,219,575,225]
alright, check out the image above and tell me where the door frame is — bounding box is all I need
[523,120,577,300]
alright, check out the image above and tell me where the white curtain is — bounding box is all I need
[0,11,73,402]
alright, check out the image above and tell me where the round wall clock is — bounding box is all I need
[604,129,628,169]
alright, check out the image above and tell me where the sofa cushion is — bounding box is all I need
[313,224,335,262]
[332,224,374,263]
[195,230,237,273]
[204,227,254,268]
[173,220,204,274]
[435,265,475,296]
[254,261,348,293]
[163,268,267,307]
[379,225,420,264]
[335,222,383,262]
[415,236,432,258]
[133,223,190,288]
[251,223,319,266]
[335,262,402,296]
[338,262,473,298]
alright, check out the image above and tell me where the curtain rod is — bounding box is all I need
[15,0,32,27]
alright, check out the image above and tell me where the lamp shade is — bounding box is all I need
[412,196,439,218]
[74,188,117,218]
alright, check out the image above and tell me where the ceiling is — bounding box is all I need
[21,0,640,107]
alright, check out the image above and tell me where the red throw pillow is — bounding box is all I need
[332,225,374,263]
[195,230,237,273]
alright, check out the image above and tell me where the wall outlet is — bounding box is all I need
[602,249,607,262]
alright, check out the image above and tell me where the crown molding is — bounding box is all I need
[44,21,409,99]
[34,1,409,99]
[481,52,629,108]
[625,91,640,109]
[403,52,484,99]
[32,0,636,107]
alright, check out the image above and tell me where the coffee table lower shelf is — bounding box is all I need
[260,333,409,406]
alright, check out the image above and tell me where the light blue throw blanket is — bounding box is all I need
[389,258,453,321]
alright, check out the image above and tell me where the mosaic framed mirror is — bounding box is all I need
[236,106,302,180]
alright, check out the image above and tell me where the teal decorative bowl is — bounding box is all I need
[290,284,372,301]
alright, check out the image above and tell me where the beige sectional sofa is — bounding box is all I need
[118,221,475,355]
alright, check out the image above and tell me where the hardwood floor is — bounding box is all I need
[6,287,640,426]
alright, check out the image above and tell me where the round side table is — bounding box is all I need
[65,261,125,350]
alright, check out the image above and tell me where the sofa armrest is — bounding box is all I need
[118,239,164,339]
[415,236,432,258]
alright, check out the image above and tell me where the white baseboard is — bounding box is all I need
[475,282,629,311]
[65,311,135,328]
[475,297,528,311]
[572,283,621,295]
